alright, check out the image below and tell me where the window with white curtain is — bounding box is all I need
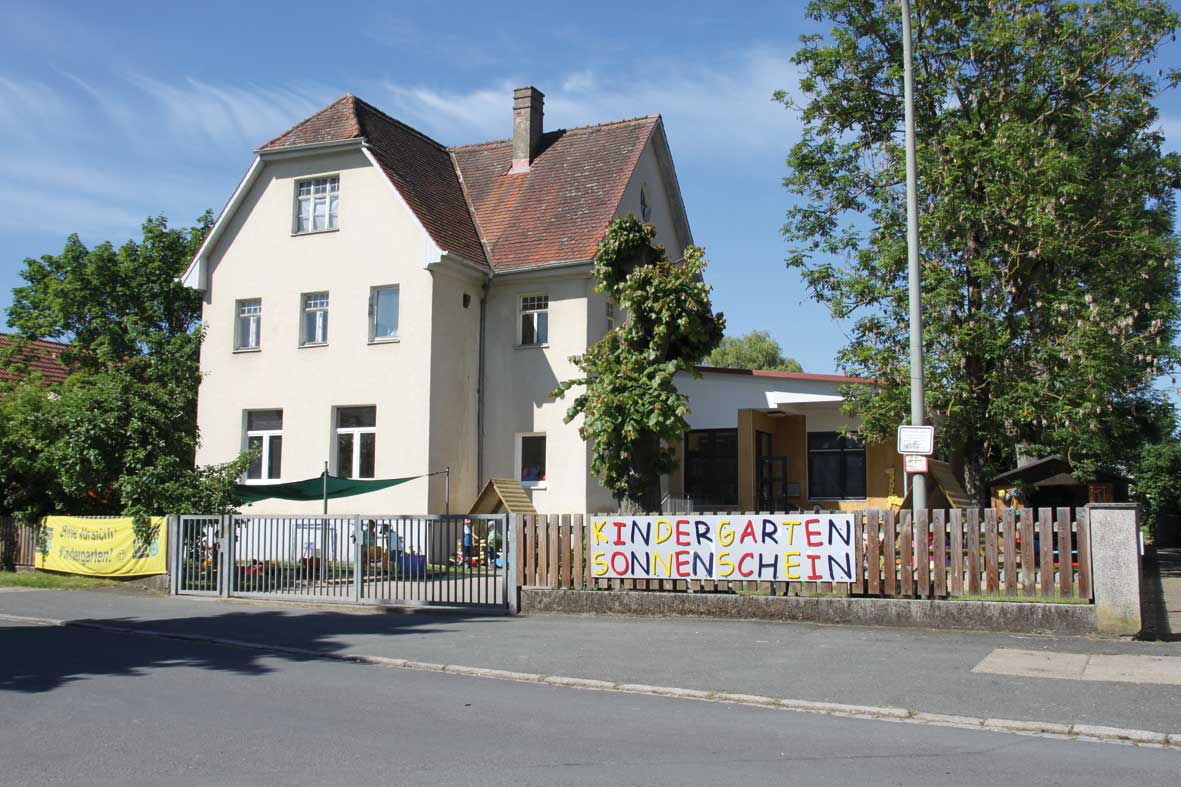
[235,298,261,350]
[369,285,399,342]
[301,292,329,345]
[295,176,339,234]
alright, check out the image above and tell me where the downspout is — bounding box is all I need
[477,279,489,491]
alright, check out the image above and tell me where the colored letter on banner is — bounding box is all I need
[588,514,856,583]
[35,516,168,576]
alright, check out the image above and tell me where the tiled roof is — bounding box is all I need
[451,117,659,270]
[262,95,488,266]
[260,95,661,271]
[0,335,70,385]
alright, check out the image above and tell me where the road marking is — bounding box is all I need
[1,612,1177,751]
[973,648,1181,686]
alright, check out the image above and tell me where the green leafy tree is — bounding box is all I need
[555,217,725,510]
[706,330,803,372]
[0,214,249,534]
[1135,437,1181,534]
[779,0,1181,502]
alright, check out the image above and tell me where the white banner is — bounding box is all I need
[588,514,857,582]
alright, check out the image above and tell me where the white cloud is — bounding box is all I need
[381,47,801,155]
[130,77,334,150]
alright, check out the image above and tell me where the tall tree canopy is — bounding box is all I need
[779,0,1181,501]
[706,330,804,372]
[556,217,725,510]
[0,214,248,529]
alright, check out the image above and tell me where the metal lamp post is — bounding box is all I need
[901,0,927,512]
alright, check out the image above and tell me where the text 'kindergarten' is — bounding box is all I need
[590,514,856,582]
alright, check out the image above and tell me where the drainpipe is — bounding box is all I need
[477,280,489,491]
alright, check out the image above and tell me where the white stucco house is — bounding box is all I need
[183,87,896,516]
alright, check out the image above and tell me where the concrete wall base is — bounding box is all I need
[521,589,1098,636]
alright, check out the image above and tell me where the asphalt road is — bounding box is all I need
[3,588,1180,733]
[1,621,1178,786]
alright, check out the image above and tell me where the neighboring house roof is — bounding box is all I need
[990,456,1129,486]
[253,95,666,272]
[262,94,488,266]
[0,334,70,385]
[451,117,660,270]
[695,365,876,386]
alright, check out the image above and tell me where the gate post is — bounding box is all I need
[352,515,362,603]
[506,514,519,614]
[1087,503,1142,636]
[221,514,236,598]
[168,516,180,596]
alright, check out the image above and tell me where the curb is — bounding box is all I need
[2,612,1177,751]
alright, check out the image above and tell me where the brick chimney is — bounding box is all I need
[510,86,544,173]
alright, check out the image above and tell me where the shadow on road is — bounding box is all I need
[0,605,508,694]
[1141,546,1181,642]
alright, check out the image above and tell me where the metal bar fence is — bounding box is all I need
[175,513,509,610]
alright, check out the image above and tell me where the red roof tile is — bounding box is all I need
[260,95,661,272]
[0,335,70,385]
[451,117,659,270]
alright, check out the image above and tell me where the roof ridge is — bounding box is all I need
[353,95,450,152]
[0,333,71,349]
[448,114,661,151]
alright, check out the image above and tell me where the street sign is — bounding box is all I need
[903,454,928,474]
[897,424,934,456]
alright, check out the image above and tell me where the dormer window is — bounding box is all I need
[295,176,339,234]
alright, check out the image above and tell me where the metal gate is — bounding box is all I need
[173,514,511,611]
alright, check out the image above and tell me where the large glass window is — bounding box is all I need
[807,432,867,500]
[684,428,738,508]
[302,292,329,345]
[520,294,549,346]
[244,410,282,481]
[519,434,546,488]
[295,176,339,233]
[235,298,261,351]
[336,406,376,479]
[370,285,399,341]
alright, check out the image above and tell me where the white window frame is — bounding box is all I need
[605,299,616,333]
[234,298,262,351]
[301,292,329,346]
[368,284,400,343]
[516,432,547,490]
[243,410,283,483]
[294,175,340,234]
[335,406,376,479]
[518,294,549,347]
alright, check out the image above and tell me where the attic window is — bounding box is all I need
[295,176,339,233]
[640,184,652,222]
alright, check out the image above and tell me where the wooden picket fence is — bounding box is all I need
[516,508,1093,602]
[0,517,37,569]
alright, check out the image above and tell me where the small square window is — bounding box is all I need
[301,292,329,345]
[235,298,261,350]
[519,434,546,488]
[369,286,399,341]
[520,294,549,346]
[295,176,339,234]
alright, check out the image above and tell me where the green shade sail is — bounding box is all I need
[235,473,421,503]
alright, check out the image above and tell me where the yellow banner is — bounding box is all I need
[35,516,167,577]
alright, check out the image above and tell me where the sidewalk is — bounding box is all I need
[2,587,1179,734]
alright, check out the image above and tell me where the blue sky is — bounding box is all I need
[2,0,1180,376]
